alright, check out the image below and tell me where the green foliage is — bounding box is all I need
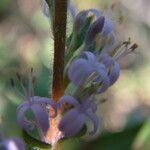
[65,16,93,64]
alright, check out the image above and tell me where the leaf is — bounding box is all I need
[83,123,143,150]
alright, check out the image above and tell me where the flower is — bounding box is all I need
[68,51,120,94]
[73,9,102,34]
[57,95,99,137]
[0,137,25,150]
[68,51,110,94]
[16,96,57,139]
[13,70,57,141]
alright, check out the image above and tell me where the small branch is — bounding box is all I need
[52,0,68,101]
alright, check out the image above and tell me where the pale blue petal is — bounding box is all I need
[102,19,113,36]
[96,70,110,93]
[73,10,88,33]
[93,64,110,93]
[85,111,99,135]
[81,98,93,111]
[58,95,79,108]
[109,61,120,85]
[80,51,96,63]
[85,16,105,45]
[16,102,30,132]
[16,101,29,114]
[31,104,49,133]
[68,59,94,86]
[101,56,120,85]
[31,96,57,117]
[59,108,86,137]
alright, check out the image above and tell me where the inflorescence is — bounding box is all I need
[10,0,138,148]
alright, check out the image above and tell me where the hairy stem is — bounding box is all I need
[52,0,68,101]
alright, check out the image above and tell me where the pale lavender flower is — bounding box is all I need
[68,51,110,94]
[73,9,103,34]
[16,96,57,136]
[0,137,25,150]
[58,95,99,137]
[14,70,57,140]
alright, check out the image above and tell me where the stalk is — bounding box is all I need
[52,0,68,101]
[46,0,68,146]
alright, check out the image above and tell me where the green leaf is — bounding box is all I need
[83,123,143,150]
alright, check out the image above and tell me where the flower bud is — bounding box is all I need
[73,10,89,33]
[85,16,105,46]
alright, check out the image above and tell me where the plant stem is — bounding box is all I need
[52,0,68,102]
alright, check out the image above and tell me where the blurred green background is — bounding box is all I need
[0,0,150,150]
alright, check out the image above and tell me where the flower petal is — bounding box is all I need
[31,104,49,133]
[16,101,29,114]
[80,51,96,63]
[68,59,94,86]
[109,61,120,85]
[16,102,30,132]
[101,56,120,85]
[73,10,89,33]
[96,70,110,93]
[59,108,86,137]
[85,16,105,46]
[85,111,99,135]
[58,95,79,108]
[93,64,110,93]
[31,96,57,117]
[102,19,113,36]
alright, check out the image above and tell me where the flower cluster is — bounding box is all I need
[14,0,138,147]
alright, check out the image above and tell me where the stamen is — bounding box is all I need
[10,78,25,98]
[28,68,35,98]
[16,72,28,98]
[130,43,138,51]
[113,39,138,61]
